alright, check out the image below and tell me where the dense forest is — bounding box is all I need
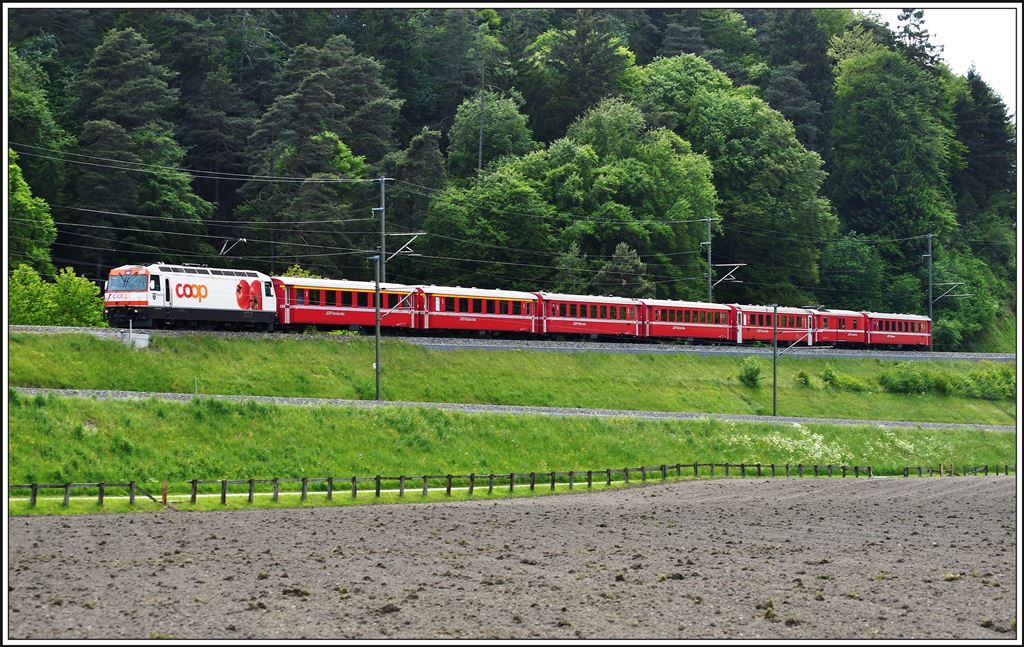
[7,8,1017,349]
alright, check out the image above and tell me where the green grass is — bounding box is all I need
[8,333,1017,425]
[967,309,1018,354]
[8,392,1016,497]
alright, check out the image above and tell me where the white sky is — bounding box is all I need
[858,7,1019,118]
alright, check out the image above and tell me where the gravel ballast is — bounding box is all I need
[6,477,1017,640]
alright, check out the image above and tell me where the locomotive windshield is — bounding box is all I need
[108,273,148,291]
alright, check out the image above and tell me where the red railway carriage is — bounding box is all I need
[420,286,537,333]
[812,309,867,345]
[537,292,641,337]
[641,299,733,341]
[733,304,814,345]
[273,277,417,329]
[865,312,932,347]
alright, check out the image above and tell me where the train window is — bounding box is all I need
[341,291,351,307]
[362,292,372,308]
[839,318,846,330]
[325,291,336,307]
[308,290,320,305]
[600,305,607,319]
[588,305,597,318]
[455,299,466,313]
[265,283,273,297]
[609,306,617,320]
[512,301,521,316]
[555,303,563,317]
[486,300,496,314]
[852,320,858,330]
[499,301,509,315]
[295,289,306,305]
[569,304,578,318]
[822,317,829,328]
[149,275,160,291]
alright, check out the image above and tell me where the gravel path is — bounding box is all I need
[9,325,1016,362]
[7,477,1017,640]
[13,388,1017,432]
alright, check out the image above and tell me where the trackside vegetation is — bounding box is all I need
[8,333,1016,425]
[8,393,1016,511]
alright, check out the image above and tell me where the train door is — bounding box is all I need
[735,308,743,344]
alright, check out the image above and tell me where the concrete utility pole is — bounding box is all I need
[478,64,485,174]
[705,217,713,303]
[373,177,393,283]
[372,249,382,401]
[926,232,933,323]
[772,304,778,417]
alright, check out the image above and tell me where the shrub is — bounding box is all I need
[879,362,959,396]
[738,357,763,387]
[8,264,105,326]
[965,362,1015,400]
[820,362,869,392]
[794,370,813,388]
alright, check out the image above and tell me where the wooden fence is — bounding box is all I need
[9,461,1015,508]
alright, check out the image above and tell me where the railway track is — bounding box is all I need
[13,388,1017,432]
[9,325,1017,362]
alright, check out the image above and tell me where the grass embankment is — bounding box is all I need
[9,391,1016,496]
[967,309,1018,354]
[8,333,1017,425]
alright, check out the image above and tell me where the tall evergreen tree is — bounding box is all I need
[591,242,655,297]
[447,90,539,178]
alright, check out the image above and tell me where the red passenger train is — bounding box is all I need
[104,263,932,349]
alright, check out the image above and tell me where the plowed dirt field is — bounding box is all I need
[7,477,1017,640]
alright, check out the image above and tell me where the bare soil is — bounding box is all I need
[6,477,1018,640]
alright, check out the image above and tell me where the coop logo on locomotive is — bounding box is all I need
[175,283,209,302]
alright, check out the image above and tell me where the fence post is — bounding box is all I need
[827,465,832,477]
[424,476,430,497]
[162,480,167,507]
[770,464,775,478]
[854,466,859,478]
[676,463,682,477]
[660,465,667,479]
[740,463,746,478]
[569,471,574,490]
[327,477,334,501]
[1005,465,1009,476]
[756,463,762,477]
[917,466,923,477]
[350,476,357,499]
[587,470,593,489]
[220,480,227,505]
[814,465,819,477]
[375,476,381,498]
[469,473,475,496]
[624,467,630,483]
[724,464,729,478]
[903,467,909,478]
[984,465,988,476]
[445,474,452,497]
[710,463,715,478]
[488,474,495,495]
[129,481,136,506]
[529,472,536,491]
[301,477,308,501]
[550,471,556,491]
[693,463,699,477]
[399,476,405,498]
[30,483,38,508]
[606,469,612,486]
[248,479,255,504]
[273,478,280,502]
[63,483,71,508]
[797,464,803,478]
[928,467,933,477]
[98,482,105,506]
[785,464,790,478]
[190,479,198,504]
[509,473,515,494]
[867,466,872,478]
[640,466,646,483]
